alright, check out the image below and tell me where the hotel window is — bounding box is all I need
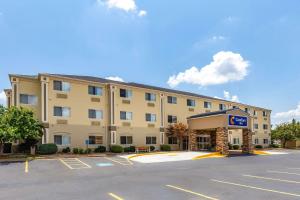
[53,80,70,92]
[232,105,238,109]
[53,106,70,117]
[219,104,226,111]
[146,113,156,122]
[167,115,177,123]
[88,86,102,96]
[120,136,133,145]
[233,138,240,145]
[167,96,177,104]
[263,111,268,117]
[146,136,157,145]
[255,138,259,144]
[245,108,249,113]
[89,136,103,145]
[254,123,259,129]
[263,139,269,144]
[187,99,195,107]
[88,109,103,119]
[204,101,212,109]
[253,110,257,116]
[120,111,133,120]
[54,135,71,146]
[168,137,177,144]
[263,124,268,130]
[120,89,132,98]
[145,93,156,101]
[20,94,37,105]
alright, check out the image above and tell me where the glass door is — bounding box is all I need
[196,135,211,150]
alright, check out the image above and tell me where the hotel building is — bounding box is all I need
[4,74,271,152]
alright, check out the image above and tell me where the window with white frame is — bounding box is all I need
[263,124,268,130]
[204,101,212,109]
[146,136,157,145]
[88,109,103,119]
[167,115,177,123]
[263,139,269,144]
[88,86,102,96]
[120,136,133,145]
[20,94,37,105]
[120,111,133,120]
[88,136,103,145]
[254,123,259,129]
[145,93,156,101]
[254,138,259,144]
[145,113,156,122]
[54,135,71,146]
[53,80,70,92]
[168,137,177,144]
[263,111,268,117]
[219,104,226,111]
[120,89,132,98]
[53,106,70,117]
[253,110,257,116]
[187,99,195,107]
[167,96,177,104]
[233,138,240,145]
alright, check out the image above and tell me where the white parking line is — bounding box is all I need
[105,157,133,166]
[288,168,300,170]
[243,174,300,184]
[166,185,219,200]
[59,158,91,169]
[267,170,300,176]
[211,179,300,197]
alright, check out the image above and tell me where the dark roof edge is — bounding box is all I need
[9,73,271,111]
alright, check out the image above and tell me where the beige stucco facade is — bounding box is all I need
[5,73,272,151]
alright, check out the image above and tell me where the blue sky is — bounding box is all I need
[0,0,300,124]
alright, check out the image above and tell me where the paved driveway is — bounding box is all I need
[0,149,299,200]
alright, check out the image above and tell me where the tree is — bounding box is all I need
[1,107,44,155]
[166,122,188,150]
[0,105,9,154]
[271,119,300,148]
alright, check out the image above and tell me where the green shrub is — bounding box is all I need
[38,144,58,155]
[73,148,79,154]
[62,147,71,153]
[150,146,155,151]
[94,146,106,153]
[78,148,85,154]
[160,145,171,151]
[124,147,131,152]
[85,148,92,154]
[269,144,280,148]
[255,145,263,149]
[232,145,240,150]
[228,143,233,150]
[110,145,123,153]
[129,146,135,152]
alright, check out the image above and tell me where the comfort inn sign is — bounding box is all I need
[228,115,248,127]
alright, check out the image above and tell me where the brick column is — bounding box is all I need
[216,127,229,155]
[242,129,254,154]
[189,130,197,151]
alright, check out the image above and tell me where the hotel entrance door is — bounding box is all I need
[196,135,211,150]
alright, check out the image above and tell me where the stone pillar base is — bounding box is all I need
[242,129,254,154]
[216,127,229,155]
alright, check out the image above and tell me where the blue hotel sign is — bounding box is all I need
[228,115,248,127]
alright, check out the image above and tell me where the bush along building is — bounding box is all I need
[4,74,271,155]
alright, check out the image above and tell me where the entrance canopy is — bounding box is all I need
[187,108,252,130]
[187,108,253,155]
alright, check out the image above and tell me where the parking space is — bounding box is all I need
[0,149,299,200]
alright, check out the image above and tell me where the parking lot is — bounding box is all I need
[1,149,300,200]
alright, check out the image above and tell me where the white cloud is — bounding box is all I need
[211,35,226,41]
[100,0,146,17]
[105,76,124,82]
[0,91,6,106]
[273,102,300,124]
[138,10,147,17]
[167,51,249,87]
[104,0,136,12]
